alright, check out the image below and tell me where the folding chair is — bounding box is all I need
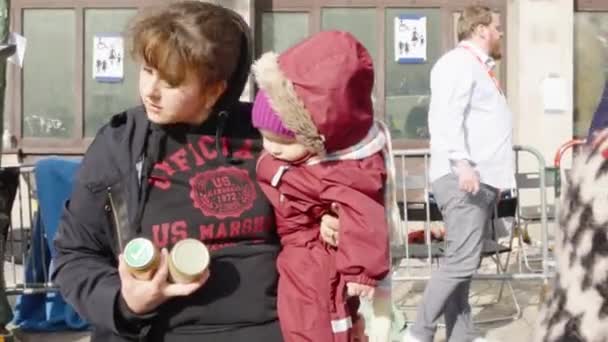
[390,149,445,331]
[514,139,585,274]
[474,189,522,323]
[513,165,558,273]
[0,167,20,340]
[391,149,444,273]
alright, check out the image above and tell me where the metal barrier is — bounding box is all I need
[514,140,586,277]
[0,165,57,340]
[512,145,555,278]
[4,166,57,295]
[552,138,586,200]
[0,146,569,332]
[391,145,555,325]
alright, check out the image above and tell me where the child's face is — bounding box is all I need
[260,130,312,162]
[139,64,225,125]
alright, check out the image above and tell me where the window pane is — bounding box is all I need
[385,8,441,141]
[321,8,376,64]
[322,8,378,103]
[85,9,139,137]
[574,13,608,137]
[23,9,75,138]
[261,12,308,53]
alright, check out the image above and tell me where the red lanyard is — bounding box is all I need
[459,45,503,95]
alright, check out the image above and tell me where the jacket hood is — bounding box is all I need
[252,30,374,154]
[213,7,253,113]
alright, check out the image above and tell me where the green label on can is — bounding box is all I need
[124,238,154,269]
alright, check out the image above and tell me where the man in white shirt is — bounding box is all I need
[403,6,514,342]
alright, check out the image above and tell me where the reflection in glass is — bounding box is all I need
[322,8,378,102]
[85,9,139,137]
[321,8,377,63]
[384,8,441,141]
[574,13,608,138]
[23,9,75,138]
[261,12,309,54]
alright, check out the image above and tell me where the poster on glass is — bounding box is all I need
[93,34,124,83]
[395,15,427,64]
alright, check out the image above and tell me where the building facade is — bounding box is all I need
[1,0,605,167]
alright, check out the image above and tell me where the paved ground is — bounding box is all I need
[388,260,544,342]
[3,233,551,342]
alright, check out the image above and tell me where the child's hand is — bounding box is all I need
[346,282,375,299]
[320,203,340,246]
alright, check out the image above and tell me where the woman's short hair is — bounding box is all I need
[129,1,243,87]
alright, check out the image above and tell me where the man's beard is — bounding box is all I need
[490,40,502,60]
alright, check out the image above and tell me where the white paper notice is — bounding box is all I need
[93,34,124,82]
[542,76,568,113]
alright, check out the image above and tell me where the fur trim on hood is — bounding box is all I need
[252,52,325,154]
[252,30,375,154]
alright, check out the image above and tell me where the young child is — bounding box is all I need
[251,30,395,342]
[534,130,608,341]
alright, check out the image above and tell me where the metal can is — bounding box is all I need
[123,237,160,281]
[168,238,210,284]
